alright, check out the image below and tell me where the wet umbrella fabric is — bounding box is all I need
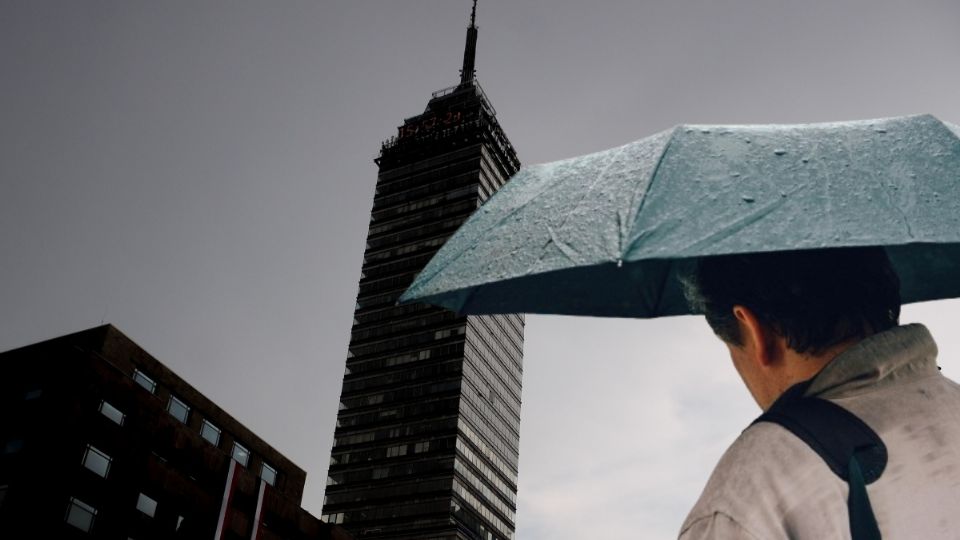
[399,114,960,318]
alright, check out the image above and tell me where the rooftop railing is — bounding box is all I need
[430,79,497,117]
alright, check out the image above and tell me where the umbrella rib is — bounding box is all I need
[680,190,792,254]
[402,176,559,300]
[877,180,915,240]
[546,225,580,263]
[554,143,629,231]
[621,127,680,260]
[530,143,632,270]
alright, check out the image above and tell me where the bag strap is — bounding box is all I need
[848,453,882,540]
[753,381,886,540]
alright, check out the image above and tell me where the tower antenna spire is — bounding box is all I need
[460,0,479,84]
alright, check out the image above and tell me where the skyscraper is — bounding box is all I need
[322,4,524,539]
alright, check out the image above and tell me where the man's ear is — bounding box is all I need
[732,305,782,367]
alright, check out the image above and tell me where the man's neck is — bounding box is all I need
[761,338,863,410]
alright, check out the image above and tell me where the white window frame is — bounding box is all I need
[200,419,221,446]
[132,370,156,394]
[98,400,125,426]
[231,442,250,467]
[260,462,277,486]
[65,496,97,532]
[166,395,190,424]
[82,444,112,478]
[136,492,157,517]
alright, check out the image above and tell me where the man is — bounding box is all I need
[679,247,960,539]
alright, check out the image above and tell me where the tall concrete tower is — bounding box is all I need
[322,3,524,539]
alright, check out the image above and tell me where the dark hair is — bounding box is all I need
[684,247,901,354]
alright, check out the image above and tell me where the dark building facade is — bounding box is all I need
[0,324,342,539]
[322,5,524,540]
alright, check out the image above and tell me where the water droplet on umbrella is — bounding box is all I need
[616,259,624,268]
[744,138,752,144]
[742,195,755,203]
[730,172,741,178]
[774,149,787,156]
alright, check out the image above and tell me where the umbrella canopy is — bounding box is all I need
[399,114,960,318]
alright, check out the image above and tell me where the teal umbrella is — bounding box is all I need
[399,114,960,318]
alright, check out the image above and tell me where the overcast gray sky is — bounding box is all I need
[3,1,960,538]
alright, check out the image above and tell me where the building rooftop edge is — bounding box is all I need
[0,323,310,479]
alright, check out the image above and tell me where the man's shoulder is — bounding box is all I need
[692,421,826,504]
[680,421,846,539]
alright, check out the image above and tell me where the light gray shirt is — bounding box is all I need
[679,324,960,539]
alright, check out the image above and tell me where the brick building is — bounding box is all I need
[0,324,346,539]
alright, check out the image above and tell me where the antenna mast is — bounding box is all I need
[460,0,479,84]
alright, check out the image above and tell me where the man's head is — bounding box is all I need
[684,247,901,409]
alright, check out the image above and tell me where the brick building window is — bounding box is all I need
[132,370,156,393]
[98,400,125,425]
[200,420,221,446]
[65,497,97,532]
[231,442,250,467]
[136,493,157,517]
[82,445,112,478]
[260,462,277,486]
[167,396,190,424]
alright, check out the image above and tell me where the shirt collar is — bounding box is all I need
[804,323,940,399]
